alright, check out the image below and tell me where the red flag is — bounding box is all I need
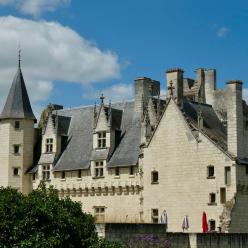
[202,212,208,233]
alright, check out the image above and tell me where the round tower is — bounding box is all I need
[0,52,36,193]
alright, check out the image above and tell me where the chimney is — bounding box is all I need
[226,80,243,158]
[195,68,205,103]
[135,77,160,115]
[166,68,184,104]
[204,69,216,105]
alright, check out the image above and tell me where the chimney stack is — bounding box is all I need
[135,77,160,115]
[226,80,243,158]
[204,69,216,105]
[166,68,184,104]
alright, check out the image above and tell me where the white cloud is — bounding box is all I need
[0,0,70,16]
[82,83,134,103]
[0,16,121,115]
[217,27,230,38]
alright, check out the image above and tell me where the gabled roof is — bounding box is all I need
[0,66,36,121]
[52,101,140,171]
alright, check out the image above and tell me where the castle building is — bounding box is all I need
[1,59,248,233]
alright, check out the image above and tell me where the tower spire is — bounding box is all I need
[18,47,21,68]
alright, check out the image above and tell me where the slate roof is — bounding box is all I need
[53,101,140,171]
[0,66,36,121]
[32,97,228,172]
[182,101,227,151]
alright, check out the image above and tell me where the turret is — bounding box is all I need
[0,51,36,193]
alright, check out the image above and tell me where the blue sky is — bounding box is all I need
[0,0,247,116]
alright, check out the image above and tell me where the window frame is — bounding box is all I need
[209,219,216,232]
[151,170,159,184]
[129,166,134,176]
[77,170,82,179]
[151,208,159,223]
[94,161,104,178]
[207,165,215,179]
[208,193,217,205]
[45,138,53,153]
[97,132,107,149]
[13,167,20,176]
[94,206,105,222]
[115,167,120,176]
[13,144,20,155]
[61,171,66,179]
[225,166,231,186]
[14,121,20,130]
[42,165,50,181]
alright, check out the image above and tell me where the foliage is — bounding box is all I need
[0,183,120,248]
[123,234,171,248]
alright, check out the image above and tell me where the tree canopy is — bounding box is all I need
[0,183,121,248]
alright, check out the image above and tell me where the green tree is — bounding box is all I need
[0,183,122,248]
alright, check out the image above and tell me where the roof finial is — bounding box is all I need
[18,46,21,68]
[100,93,105,105]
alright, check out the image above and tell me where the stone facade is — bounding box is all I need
[1,63,248,233]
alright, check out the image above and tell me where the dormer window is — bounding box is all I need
[46,138,53,153]
[97,132,106,148]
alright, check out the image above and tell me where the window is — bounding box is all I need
[151,209,159,223]
[225,167,231,186]
[151,171,159,184]
[94,206,105,222]
[209,193,216,205]
[97,132,106,148]
[220,188,226,204]
[32,173,36,181]
[13,168,19,176]
[130,166,134,175]
[209,220,216,231]
[13,145,20,154]
[14,121,20,129]
[77,170,82,178]
[42,165,50,180]
[94,161,104,177]
[115,167,120,176]
[45,138,53,153]
[207,166,215,178]
[61,171,65,179]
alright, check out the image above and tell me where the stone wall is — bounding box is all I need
[102,223,248,248]
[142,99,236,232]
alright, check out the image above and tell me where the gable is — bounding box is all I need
[148,99,195,150]
[95,105,109,131]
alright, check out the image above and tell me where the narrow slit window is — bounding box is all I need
[225,167,231,186]
[151,171,159,184]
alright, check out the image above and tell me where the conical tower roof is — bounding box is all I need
[0,57,36,121]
